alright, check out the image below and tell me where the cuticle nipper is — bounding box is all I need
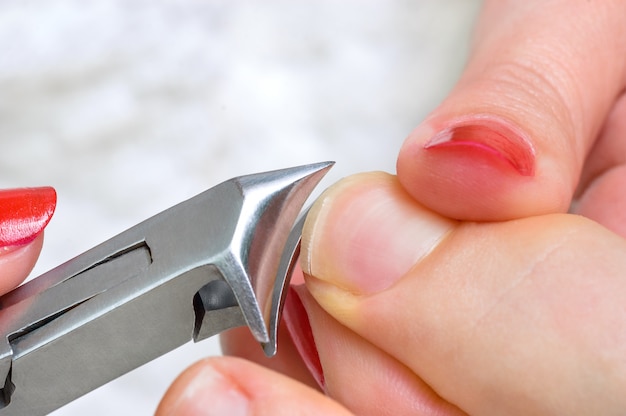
[0,161,333,415]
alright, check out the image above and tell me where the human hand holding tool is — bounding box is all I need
[5,0,626,413]
[199,1,626,415]
[0,162,332,415]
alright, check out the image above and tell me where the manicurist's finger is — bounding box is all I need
[397,0,626,220]
[155,357,352,416]
[0,234,45,294]
[303,173,626,415]
[0,187,56,294]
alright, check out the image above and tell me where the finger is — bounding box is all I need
[155,357,352,416]
[0,234,45,294]
[220,299,321,391]
[223,283,465,415]
[574,164,626,237]
[221,265,322,391]
[573,92,626,236]
[303,173,626,415]
[297,285,466,416]
[0,187,56,294]
[397,0,626,221]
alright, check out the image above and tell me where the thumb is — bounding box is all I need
[302,173,626,415]
[397,0,626,220]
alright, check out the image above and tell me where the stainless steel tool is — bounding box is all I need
[0,161,333,415]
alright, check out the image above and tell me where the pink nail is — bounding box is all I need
[424,116,535,176]
[283,285,325,390]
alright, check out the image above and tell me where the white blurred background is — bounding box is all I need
[0,1,479,414]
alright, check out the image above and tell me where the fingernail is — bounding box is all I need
[302,173,456,295]
[170,363,249,416]
[0,187,57,248]
[283,285,325,390]
[423,115,535,176]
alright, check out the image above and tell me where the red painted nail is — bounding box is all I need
[283,285,325,390]
[424,116,535,176]
[0,187,57,247]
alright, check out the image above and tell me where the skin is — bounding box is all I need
[0,234,45,294]
[6,0,626,414]
[300,175,626,415]
[155,1,626,415]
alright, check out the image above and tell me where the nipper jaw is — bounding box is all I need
[0,162,333,415]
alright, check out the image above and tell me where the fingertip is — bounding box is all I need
[396,115,570,220]
[0,233,45,294]
[302,172,456,295]
[394,0,626,221]
[157,357,350,416]
[0,186,57,294]
[156,357,250,416]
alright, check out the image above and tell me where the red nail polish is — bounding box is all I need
[0,187,57,247]
[283,285,325,389]
[424,116,535,176]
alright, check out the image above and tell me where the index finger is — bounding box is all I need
[397,0,626,220]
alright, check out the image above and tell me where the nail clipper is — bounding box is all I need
[0,162,333,415]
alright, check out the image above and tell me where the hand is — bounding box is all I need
[159,173,626,415]
[157,1,626,414]
[297,173,626,415]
